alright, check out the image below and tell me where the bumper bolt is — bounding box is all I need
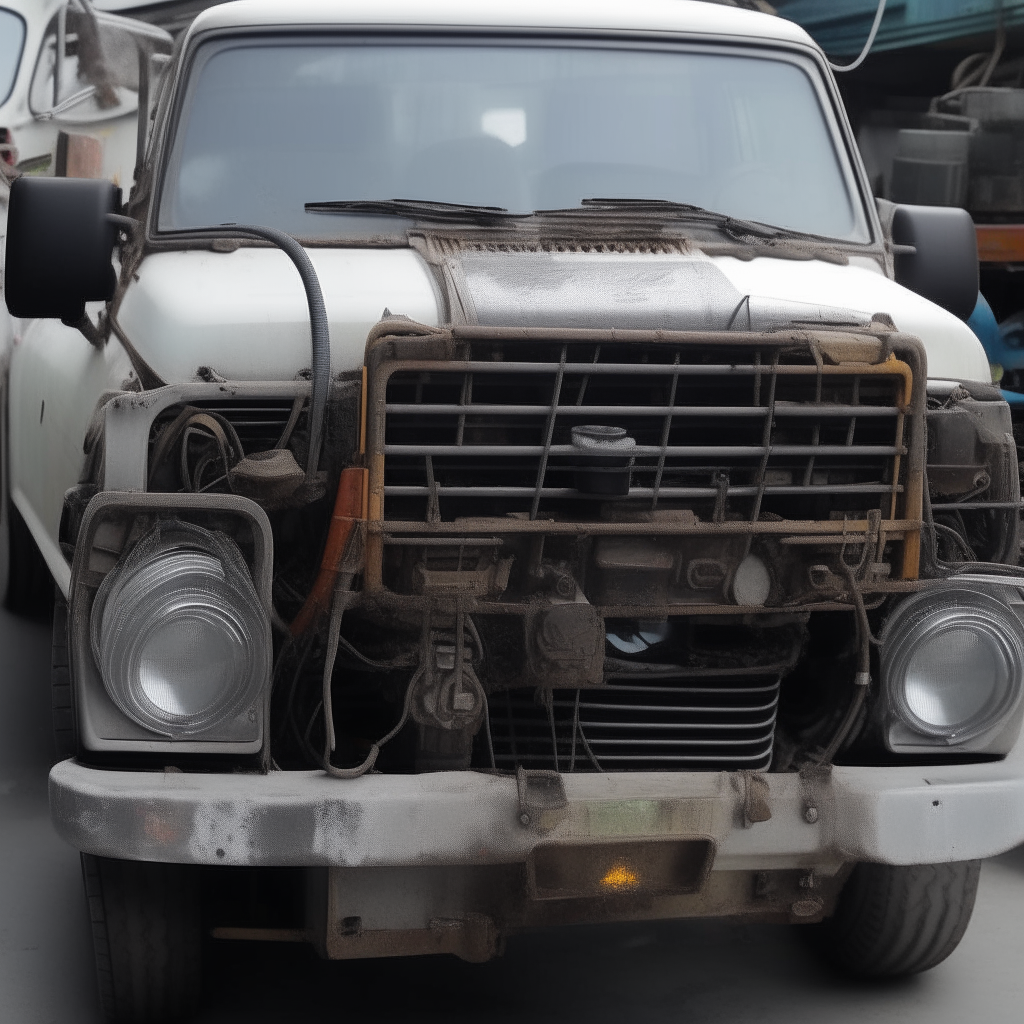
[804,805,819,824]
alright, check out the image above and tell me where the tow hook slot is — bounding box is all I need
[516,766,568,830]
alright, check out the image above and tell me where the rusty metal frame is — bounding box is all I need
[360,325,926,598]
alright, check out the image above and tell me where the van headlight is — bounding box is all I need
[91,522,270,738]
[882,584,1024,751]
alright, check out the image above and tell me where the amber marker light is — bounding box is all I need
[600,864,640,890]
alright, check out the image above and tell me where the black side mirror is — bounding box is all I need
[5,176,121,321]
[891,204,978,321]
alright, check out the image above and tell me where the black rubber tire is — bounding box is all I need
[0,369,52,616]
[82,854,203,1024]
[813,860,981,978]
[51,595,76,762]
[4,501,53,617]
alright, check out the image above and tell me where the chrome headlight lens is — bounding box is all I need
[91,522,270,738]
[882,585,1024,748]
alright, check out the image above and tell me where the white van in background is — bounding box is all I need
[0,0,170,184]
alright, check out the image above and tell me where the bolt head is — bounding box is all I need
[804,806,819,824]
[519,813,531,826]
[791,897,824,918]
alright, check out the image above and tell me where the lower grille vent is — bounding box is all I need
[487,665,781,772]
[150,399,301,456]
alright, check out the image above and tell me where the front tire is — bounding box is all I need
[3,500,52,616]
[0,371,52,616]
[51,595,76,762]
[82,854,203,1023]
[812,860,981,978]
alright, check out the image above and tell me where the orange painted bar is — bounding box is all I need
[976,224,1024,263]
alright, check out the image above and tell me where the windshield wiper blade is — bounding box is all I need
[305,196,838,244]
[304,198,522,223]
[539,198,825,242]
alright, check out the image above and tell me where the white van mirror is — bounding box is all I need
[30,2,171,124]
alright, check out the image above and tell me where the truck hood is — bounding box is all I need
[117,246,991,384]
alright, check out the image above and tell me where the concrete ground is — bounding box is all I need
[2,605,1023,1024]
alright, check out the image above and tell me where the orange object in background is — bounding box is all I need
[54,130,104,179]
[976,224,1024,263]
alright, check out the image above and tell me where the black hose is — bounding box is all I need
[174,225,330,483]
[923,488,1024,578]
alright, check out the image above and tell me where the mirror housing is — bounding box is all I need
[5,176,121,321]
[891,204,979,321]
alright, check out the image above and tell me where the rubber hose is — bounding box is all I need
[818,563,872,765]
[828,0,886,74]
[188,225,330,483]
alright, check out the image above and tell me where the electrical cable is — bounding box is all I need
[336,634,416,670]
[828,0,886,74]
[319,590,424,778]
[275,395,305,450]
[924,488,1024,578]
[933,522,977,563]
[950,24,1006,90]
[817,563,871,765]
[481,690,496,771]
[201,225,330,485]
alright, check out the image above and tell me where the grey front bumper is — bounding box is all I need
[49,756,1024,869]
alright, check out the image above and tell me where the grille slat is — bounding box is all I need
[573,703,779,718]
[384,444,901,457]
[385,483,902,498]
[568,753,773,763]
[390,359,875,376]
[386,403,899,418]
[585,736,775,746]
[577,718,778,732]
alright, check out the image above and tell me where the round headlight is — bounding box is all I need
[91,522,269,737]
[882,587,1024,743]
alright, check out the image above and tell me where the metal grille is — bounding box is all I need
[487,664,782,772]
[150,399,300,455]
[380,336,909,524]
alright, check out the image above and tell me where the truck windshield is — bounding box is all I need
[159,39,868,242]
[0,9,25,107]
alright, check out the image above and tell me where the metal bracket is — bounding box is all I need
[516,767,568,831]
[741,770,773,826]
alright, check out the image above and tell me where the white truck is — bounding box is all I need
[3,1,1024,1021]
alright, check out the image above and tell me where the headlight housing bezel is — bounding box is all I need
[881,580,1024,754]
[68,492,273,755]
[90,520,269,739]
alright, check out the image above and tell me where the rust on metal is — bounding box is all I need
[362,323,925,592]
